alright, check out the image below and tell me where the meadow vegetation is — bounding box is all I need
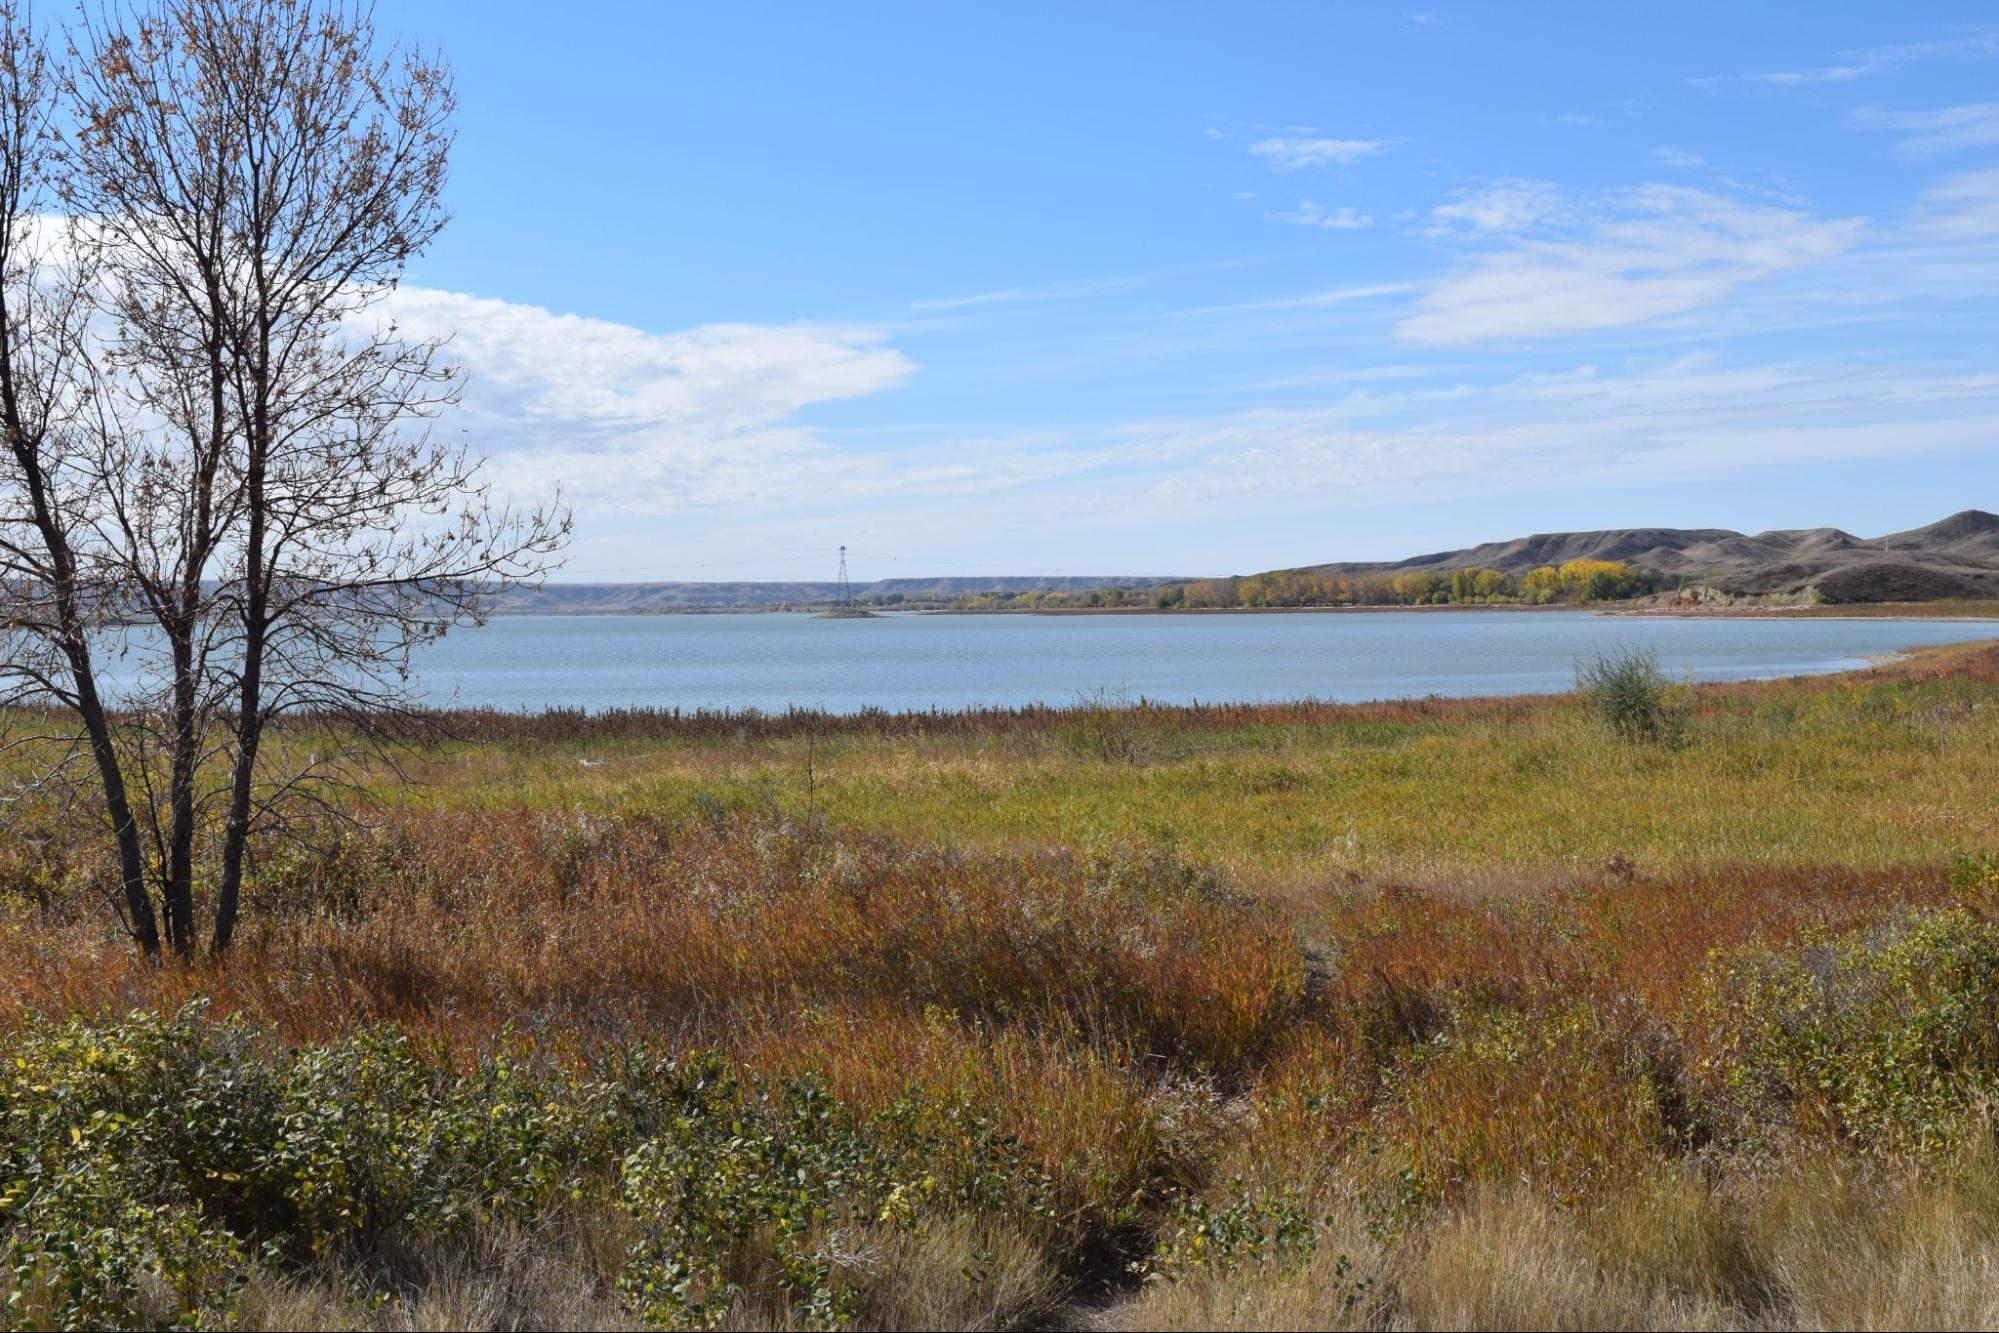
[4,640,1999,1329]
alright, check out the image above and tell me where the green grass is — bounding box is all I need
[394,659,1999,888]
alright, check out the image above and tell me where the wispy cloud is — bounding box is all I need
[1911,166,1999,237]
[1693,28,1999,90]
[1248,135,1393,170]
[1270,200,1374,229]
[908,277,1144,312]
[1861,101,1999,154]
[1104,356,1999,512]
[1177,282,1418,317]
[1400,183,1862,345]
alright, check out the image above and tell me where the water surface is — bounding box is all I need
[402,611,1999,713]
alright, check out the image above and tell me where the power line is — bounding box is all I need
[849,551,1184,579]
[554,551,829,577]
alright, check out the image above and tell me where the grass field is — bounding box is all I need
[5,641,1999,1329]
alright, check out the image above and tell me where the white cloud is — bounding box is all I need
[368,284,1999,547]
[1400,183,1862,345]
[908,276,1142,311]
[1863,101,1999,154]
[1428,179,1569,233]
[1248,135,1392,170]
[372,288,915,513]
[1104,356,1999,511]
[1694,29,1999,90]
[1652,147,1707,169]
[1179,282,1417,316]
[1911,166,1999,236]
[1271,200,1373,230]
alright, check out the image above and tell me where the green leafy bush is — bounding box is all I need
[1,1009,255,1329]
[1704,909,1999,1148]
[615,1053,1046,1331]
[1,1007,1079,1331]
[0,1005,619,1329]
[1144,1178,1320,1280]
[1948,850,1999,896]
[3,1157,247,1332]
[265,1029,617,1256]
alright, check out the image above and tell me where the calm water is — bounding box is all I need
[402,611,1999,713]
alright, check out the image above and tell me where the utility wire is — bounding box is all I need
[553,551,830,577]
[851,551,1183,579]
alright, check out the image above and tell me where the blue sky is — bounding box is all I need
[377,2,1999,582]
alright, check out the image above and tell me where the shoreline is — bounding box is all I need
[491,599,1999,622]
[939,599,1999,621]
[408,636,1999,724]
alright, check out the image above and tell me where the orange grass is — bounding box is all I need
[1,810,1303,1072]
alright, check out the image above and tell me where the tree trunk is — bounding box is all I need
[213,478,267,955]
[212,714,257,954]
[68,656,161,958]
[163,625,199,956]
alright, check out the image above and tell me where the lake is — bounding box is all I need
[403,610,1999,713]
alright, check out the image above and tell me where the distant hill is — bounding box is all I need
[1293,510,1999,603]
[487,511,1999,613]
[488,574,1180,613]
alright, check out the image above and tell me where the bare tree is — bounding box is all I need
[0,4,162,953]
[0,0,566,958]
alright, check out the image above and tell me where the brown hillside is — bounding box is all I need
[1296,510,1999,603]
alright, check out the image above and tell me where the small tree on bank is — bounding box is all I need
[0,0,567,958]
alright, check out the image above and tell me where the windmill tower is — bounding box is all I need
[818,544,875,617]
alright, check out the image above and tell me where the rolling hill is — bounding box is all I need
[485,511,1999,613]
[1292,509,1999,603]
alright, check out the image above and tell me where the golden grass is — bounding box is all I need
[1118,1149,1999,1332]
[359,640,1999,892]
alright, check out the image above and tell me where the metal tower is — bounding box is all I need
[837,545,851,606]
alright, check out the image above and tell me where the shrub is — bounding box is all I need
[2,1158,248,1332]
[1948,850,1999,896]
[615,1054,1047,1331]
[1702,908,1999,1148]
[266,1029,617,1257]
[1144,1179,1321,1281]
[0,1006,621,1327]
[1057,686,1183,765]
[1,1008,256,1329]
[1576,647,1691,745]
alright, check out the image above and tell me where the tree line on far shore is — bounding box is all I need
[936,558,1664,610]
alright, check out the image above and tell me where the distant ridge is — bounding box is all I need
[1292,509,1999,603]
[487,574,1181,614]
[486,511,1999,613]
